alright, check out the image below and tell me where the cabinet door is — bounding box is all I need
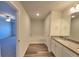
[60,12,71,36]
[60,18,71,36]
[63,51,73,57]
[63,46,78,57]
[55,41,63,57]
[50,11,61,36]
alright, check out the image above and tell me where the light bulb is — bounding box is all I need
[36,13,39,16]
[71,15,75,18]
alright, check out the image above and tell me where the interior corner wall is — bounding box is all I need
[30,19,45,44]
[0,17,11,40]
[11,21,16,36]
[9,1,31,57]
[43,15,51,52]
[31,19,44,37]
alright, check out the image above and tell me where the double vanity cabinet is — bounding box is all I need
[51,37,79,57]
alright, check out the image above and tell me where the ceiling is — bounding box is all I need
[20,1,75,20]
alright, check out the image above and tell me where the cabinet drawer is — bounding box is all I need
[63,46,78,57]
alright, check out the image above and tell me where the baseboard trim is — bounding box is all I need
[23,44,30,57]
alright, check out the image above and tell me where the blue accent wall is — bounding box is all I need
[13,22,16,36]
[11,21,16,36]
[0,37,16,57]
[0,17,11,40]
[0,1,16,39]
[0,1,16,57]
[0,1,16,16]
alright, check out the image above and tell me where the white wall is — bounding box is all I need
[43,15,51,52]
[30,19,44,44]
[9,1,31,57]
[31,19,44,36]
[44,15,50,37]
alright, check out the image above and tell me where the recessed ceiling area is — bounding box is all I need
[20,1,75,20]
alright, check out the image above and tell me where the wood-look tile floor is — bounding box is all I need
[24,44,54,57]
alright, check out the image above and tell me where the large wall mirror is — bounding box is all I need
[70,12,79,43]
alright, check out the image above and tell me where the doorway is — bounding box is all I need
[0,1,17,57]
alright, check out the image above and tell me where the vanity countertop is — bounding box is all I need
[52,37,79,55]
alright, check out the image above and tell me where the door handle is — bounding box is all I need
[18,40,20,42]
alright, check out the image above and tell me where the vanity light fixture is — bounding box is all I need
[70,4,79,14]
[76,4,79,10]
